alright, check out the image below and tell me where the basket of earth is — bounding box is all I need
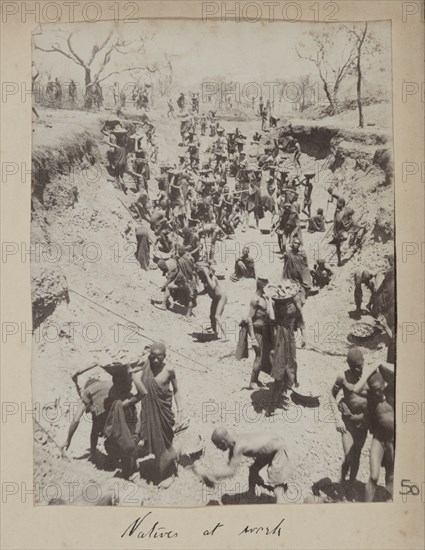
[349,320,378,340]
[270,279,301,302]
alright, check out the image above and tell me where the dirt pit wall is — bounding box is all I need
[31,112,394,327]
[30,110,394,504]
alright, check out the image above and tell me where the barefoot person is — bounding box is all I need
[269,281,305,414]
[246,176,264,229]
[135,224,150,271]
[175,244,198,317]
[351,364,395,502]
[272,203,301,252]
[293,138,301,171]
[353,269,378,315]
[181,226,201,263]
[372,253,395,364]
[194,427,294,503]
[231,246,256,281]
[329,348,369,488]
[63,365,142,477]
[311,258,334,289]
[307,208,326,233]
[282,237,312,300]
[197,222,225,261]
[199,263,228,340]
[133,342,183,485]
[328,189,366,266]
[247,277,275,389]
[104,122,128,194]
[157,258,179,310]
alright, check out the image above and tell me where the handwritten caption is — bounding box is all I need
[121,512,285,539]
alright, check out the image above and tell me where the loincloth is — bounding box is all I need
[267,447,294,487]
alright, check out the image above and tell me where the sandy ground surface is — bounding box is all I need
[298,101,393,131]
[31,105,393,506]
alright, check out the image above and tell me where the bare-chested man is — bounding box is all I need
[330,348,368,488]
[247,278,274,389]
[63,363,144,478]
[194,427,294,503]
[351,363,395,502]
[199,263,228,340]
[328,189,366,266]
[196,222,225,261]
[293,139,301,170]
[353,269,380,316]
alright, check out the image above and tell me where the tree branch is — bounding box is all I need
[67,33,87,68]
[93,33,159,82]
[96,65,159,85]
[33,38,84,66]
[359,22,368,47]
[87,31,114,66]
[344,24,361,41]
[91,41,118,82]
[295,45,316,64]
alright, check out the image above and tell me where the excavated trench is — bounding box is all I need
[31,108,394,505]
[31,112,393,326]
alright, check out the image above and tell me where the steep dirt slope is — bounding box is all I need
[31,107,393,506]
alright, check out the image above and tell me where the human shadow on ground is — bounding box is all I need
[151,301,188,317]
[73,449,117,472]
[250,385,275,415]
[189,331,218,343]
[221,491,275,505]
[72,451,91,461]
[312,477,391,503]
[136,456,158,484]
[348,309,367,320]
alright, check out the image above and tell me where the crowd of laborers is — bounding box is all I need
[61,97,395,504]
[41,76,102,109]
[40,76,154,112]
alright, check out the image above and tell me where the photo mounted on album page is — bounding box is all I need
[1,1,424,549]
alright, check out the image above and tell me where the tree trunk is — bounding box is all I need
[84,68,93,109]
[332,81,341,115]
[301,88,306,112]
[357,52,364,128]
[323,81,336,115]
[356,23,368,128]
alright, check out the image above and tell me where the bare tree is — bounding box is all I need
[346,23,383,128]
[157,54,173,97]
[31,61,40,119]
[297,74,314,112]
[296,26,357,115]
[33,28,159,106]
[347,23,369,128]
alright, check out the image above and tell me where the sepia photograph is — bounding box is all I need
[30,18,395,508]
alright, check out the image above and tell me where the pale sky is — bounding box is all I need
[33,19,392,93]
